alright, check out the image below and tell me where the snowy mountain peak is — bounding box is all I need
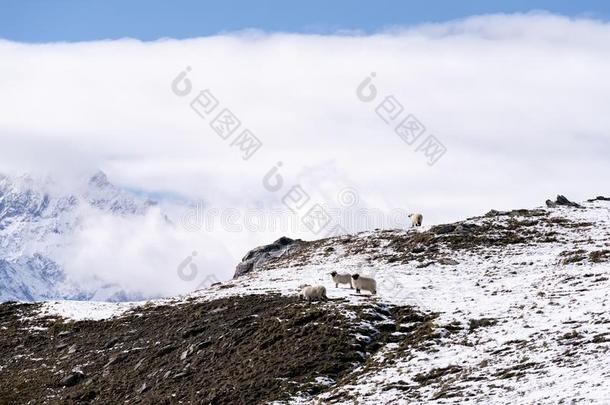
[88,170,110,187]
[0,171,159,302]
[84,170,156,215]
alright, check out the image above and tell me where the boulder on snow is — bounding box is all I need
[547,195,582,208]
[587,196,610,202]
[233,236,303,278]
[485,209,502,217]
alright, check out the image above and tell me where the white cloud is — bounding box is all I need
[52,204,233,299]
[1,13,609,293]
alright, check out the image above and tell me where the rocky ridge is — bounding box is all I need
[1,196,609,404]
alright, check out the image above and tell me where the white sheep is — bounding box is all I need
[298,285,328,302]
[409,213,423,227]
[351,274,377,295]
[330,271,353,289]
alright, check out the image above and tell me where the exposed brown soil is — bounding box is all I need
[589,249,610,263]
[468,318,498,332]
[494,362,540,379]
[0,295,432,405]
[560,249,588,264]
[413,365,463,386]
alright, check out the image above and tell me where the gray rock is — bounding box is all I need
[137,382,149,394]
[430,224,456,235]
[438,258,460,265]
[182,325,206,339]
[180,344,195,361]
[134,358,145,371]
[56,342,69,350]
[553,195,582,208]
[154,344,176,358]
[60,371,84,387]
[195,339,213,351]
[588,196,610,202]
[454,223,480,234]
[233,236,303,278]
[104,336,120,349]
[104,353,127,368]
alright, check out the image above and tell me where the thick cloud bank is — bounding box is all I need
[1,12,609,290]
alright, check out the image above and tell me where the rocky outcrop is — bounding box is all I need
[546,194,583,208]
[233,236,303,278]
[587,195,610,202]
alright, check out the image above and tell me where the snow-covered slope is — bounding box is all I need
[243,199,610,404]
[0,172,157,302]
[215,199,610,404]
[5,197,610,404]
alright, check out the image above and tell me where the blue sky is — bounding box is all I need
[1,0,610,42]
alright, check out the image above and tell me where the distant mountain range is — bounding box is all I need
[0,171,158,302]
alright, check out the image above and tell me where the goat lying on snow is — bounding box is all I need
[330,271,353,289]
[298,285,328,302]
[351,274,377,295]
